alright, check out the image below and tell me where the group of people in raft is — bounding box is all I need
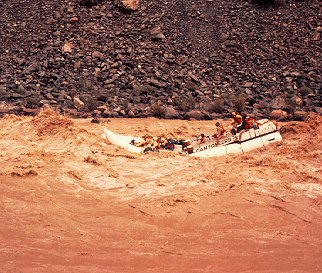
[131,112,260,152]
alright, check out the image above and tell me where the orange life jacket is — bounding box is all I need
[200,136,207,143]
[244,117,258,130]
[233,114,243,124]
[217,125,226,135]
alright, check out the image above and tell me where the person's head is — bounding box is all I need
[215,122,220,126]
[201,133,205,137]
[232,112,236,116]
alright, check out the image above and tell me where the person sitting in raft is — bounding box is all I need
[231,112,243,135]
[213,122,226,144]
[231,112,243,126]
[164,138,175,150]
[159,137,167,149]
[245,116,259,130]
[214,122,226,137]
[199,133,207,144]
[151,137,161,149]
[132,134,153,147]
[142,136,163,153]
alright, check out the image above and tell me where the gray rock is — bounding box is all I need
[177,55,189,65]
[128,109,135,117]
[313,107,322,115]
[23,63,38,74]
[0,105,21,114]
[0,85,7,94]
[164,106,179,119]
[11,93,24,99]
[242,82,253,88]
[16,58,26,66]
[269,109,289,121]
[293,111,308,121]
[92,51,104,59]
[291,95,303,106]
[271,96,286,110]
[151,26,166,40]
[73,96,85,109]
[102,109,112,118]
[21,107,40,116]
[185,110,205,120]
[91,118,102,124]
[147,78,163,88]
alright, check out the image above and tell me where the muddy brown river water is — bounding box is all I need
[1,110,321,272]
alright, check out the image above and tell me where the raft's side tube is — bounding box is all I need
[261,131,282,146]
[103,129,143,153]
[226,143,243,155]
[240,137,264,153]
[189,132,281,158]
[190,121,282,157]
[191,145,227,158]
[239,129,264,153]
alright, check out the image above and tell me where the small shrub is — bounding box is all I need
[233,94,246,113]
[284,98,297,114]
[202,98,224,113]
[150,100,166,118]
[213,98,224,113]
[132,84,155,96]
[25,97,41,108]
[202,101,213,112]
[77,78,93,92]
[299,86,313,97]
[69,88,77,98]
[174,94,196,111]
[80,96,100,112]
[185,81,198,91]
[121,99,129,109]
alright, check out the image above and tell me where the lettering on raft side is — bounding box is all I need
[219,136,234,145]
[195,143,216,153]
[193,136,235,153]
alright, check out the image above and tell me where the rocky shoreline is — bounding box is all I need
[0,0,321,120]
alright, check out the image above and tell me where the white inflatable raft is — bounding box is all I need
[102,119,282,158]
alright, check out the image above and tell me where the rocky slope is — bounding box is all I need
[0,0,321,119]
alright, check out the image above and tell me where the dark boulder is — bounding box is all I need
[79,0,103,6]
